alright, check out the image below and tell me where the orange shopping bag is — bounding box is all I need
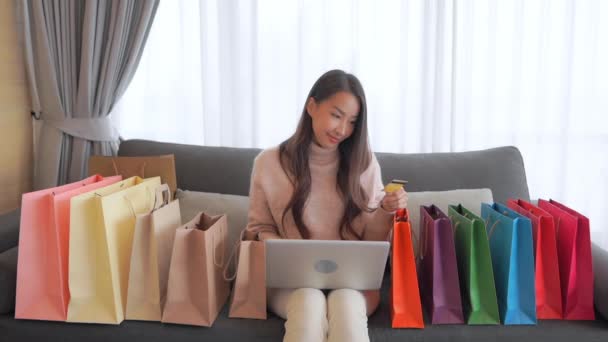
[390,209,424,328]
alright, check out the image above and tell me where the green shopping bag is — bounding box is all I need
[449,204,500,325]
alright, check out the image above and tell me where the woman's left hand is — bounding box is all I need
[380,187,408,212]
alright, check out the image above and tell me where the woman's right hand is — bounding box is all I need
[380,187,408,213]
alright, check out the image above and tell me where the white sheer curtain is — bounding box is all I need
[113,0,608,248]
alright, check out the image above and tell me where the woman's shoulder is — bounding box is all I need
[253,146,283,173]
[252,146,291,186]
[362,151,381,175]
[255,146,280,164]
[359,151,382,187]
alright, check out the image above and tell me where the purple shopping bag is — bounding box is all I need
[419,205,465,324]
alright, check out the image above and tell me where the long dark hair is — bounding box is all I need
[278,69,373,240]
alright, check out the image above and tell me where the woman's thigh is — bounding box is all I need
[267,288,297,319]
[268,288,380,318]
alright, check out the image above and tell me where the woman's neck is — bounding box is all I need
[309,140,339,166]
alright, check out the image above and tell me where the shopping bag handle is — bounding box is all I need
[485,217,502,239]
[223,229,246,282]
[122,189,153,217]
[450,210,501,239]
[395,209,409,222]
[152,184,171,211]
[112,159,146,178]
[213,218,226,268]
[192,212,227,268]
[453,222,460,233]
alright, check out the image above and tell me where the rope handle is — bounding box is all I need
[187,213,227,268]
[122,186,154,217]
[485,216,502,239]
[111,159,119,175]
[213,219,226,268]
[111,159,147,178]
[452,210,475,232]
[449,215,461,233]
[223,229,246,282]
[449,210,501,240]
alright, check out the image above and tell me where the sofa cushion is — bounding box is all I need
[0,247,18,314]
[406,188,493,256]
[592,243,608,320]
[119,140,530,203]
[376,146,528,203]
[0,209,20,254]
[2,274,608,341]
[176,189,249,262]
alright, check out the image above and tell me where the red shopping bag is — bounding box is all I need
[538,199,594,320]
[507,199,563,319]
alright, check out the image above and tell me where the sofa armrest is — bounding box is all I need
[592,242,608,320]
[0,209,20,254]
[0,246,18,314]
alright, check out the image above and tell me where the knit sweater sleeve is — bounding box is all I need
[244,152,282,241]
[361,154,394,241]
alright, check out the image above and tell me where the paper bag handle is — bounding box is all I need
[112,159,146,178]
[122,189,153,217]
[213,220,226,268]
[223,229,246,282]
[152,184,171,211]
[191,212,227,269]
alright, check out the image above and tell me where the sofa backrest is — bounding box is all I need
[118,139,529,203]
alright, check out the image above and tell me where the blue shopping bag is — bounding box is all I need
[481,202,537,325]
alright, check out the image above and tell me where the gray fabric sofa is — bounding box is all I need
[1,139,607,341]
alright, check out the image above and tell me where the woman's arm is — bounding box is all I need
[361,155,394,241]
[363,205,394,241]
[244,154,282,241]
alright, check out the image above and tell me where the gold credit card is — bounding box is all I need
[384,179,408,193]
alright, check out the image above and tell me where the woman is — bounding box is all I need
[245,69,408,342]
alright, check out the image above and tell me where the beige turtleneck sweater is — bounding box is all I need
[245,143,393,242]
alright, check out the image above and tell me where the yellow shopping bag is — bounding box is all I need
[67,176,161,324]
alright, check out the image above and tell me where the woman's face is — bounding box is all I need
[307,91,360,149]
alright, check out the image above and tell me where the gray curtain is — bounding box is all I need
[19,0,159,189]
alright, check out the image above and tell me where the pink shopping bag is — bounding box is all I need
[15,175,122,321]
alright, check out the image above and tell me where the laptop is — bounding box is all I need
[265,239,390,290]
